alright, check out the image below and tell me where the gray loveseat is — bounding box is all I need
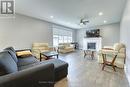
[0,47,68,87]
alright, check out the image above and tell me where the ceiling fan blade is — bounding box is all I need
[79,18,89,26]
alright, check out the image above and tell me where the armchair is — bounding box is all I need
[98,43,126,68]
[32,43,55,59]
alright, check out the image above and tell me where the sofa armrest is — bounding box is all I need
[119,48,126,53]
[0,63,54,87]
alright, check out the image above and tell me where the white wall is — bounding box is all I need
[98,23,120,46]
[0,14,76,49]
[77,23,120,49]
[120,0,130,84]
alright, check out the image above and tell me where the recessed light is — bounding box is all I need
[98,12,103,16]
[104,20,107,23]
[50,16,54,18]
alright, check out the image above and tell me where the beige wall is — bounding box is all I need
[0,14,76,50]
[77,23,120,49]
[120,0,130,84]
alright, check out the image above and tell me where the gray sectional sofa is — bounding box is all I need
[0,47,68,87]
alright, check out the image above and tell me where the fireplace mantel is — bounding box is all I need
[83,37,102,51]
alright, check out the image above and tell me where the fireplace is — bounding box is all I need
[87,43,96,50]
[83,37,102,51]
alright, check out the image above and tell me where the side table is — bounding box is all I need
[101,51,118,71]
[84,50,95,59]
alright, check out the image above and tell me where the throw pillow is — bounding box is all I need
[16,50,33,57]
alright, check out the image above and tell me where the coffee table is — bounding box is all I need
[84,50,96,59]
[40,51,59,61]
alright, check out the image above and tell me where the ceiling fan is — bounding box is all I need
[79,18,89,26]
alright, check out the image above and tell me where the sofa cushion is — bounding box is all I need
[17,56,39,67]
[0,51,18,75]
[65,47,74,50]
[18,62,40,71]
[58,45,65,49]
[4,47,18,63]
[41,59,68,81]
[41,59,68,72]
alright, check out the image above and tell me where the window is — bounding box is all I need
[59,36,64,43]
[53,35,59,46]
[68,37,72,43]
[63,36,68,43]
[53,35,73,46]
[53,26,73,46]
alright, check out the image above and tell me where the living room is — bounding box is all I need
[0,0,130,87]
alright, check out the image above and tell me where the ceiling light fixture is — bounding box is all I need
[104,20,107,23]
[98,12,103,16]
[50,16,54,18]
[80,22,84,26]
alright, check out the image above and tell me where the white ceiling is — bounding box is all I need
[15,0,126,29]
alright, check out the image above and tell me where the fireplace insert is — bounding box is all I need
[87,43,96,50]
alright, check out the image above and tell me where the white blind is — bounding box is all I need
[53,25,72,36]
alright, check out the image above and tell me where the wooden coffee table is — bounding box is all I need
[40,51,59,61]
[84,50,96,59]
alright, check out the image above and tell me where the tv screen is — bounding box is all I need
[86,29,100,37]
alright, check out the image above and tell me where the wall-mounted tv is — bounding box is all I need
[86,29,100,37]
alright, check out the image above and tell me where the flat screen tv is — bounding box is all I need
[86,29,100,37]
